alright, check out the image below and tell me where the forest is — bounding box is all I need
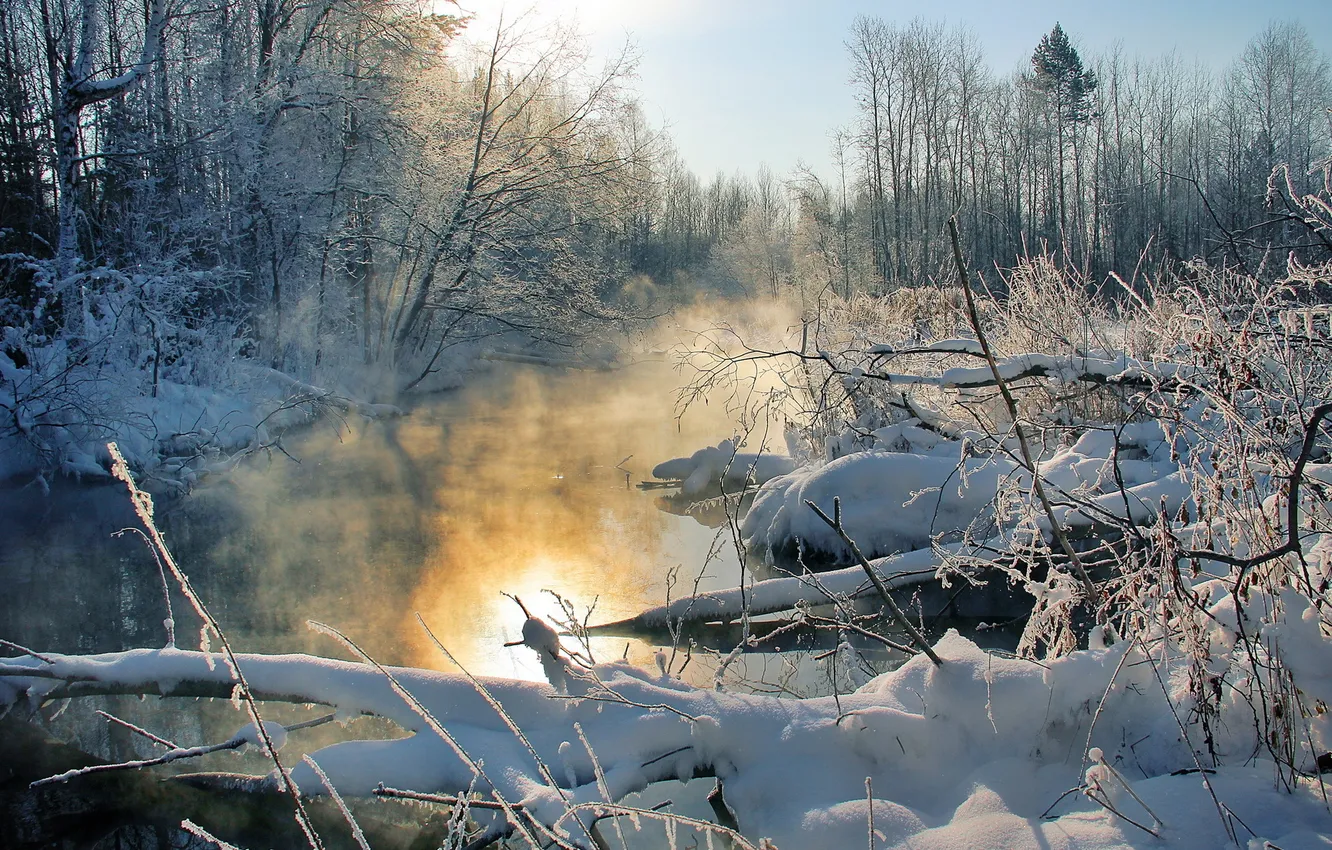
[3,1,1332,849]
[1,2,1328,463]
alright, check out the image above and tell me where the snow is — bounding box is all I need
[0,359,401,489]
[605,545,948,632]
[742,451,1022,562]
[5,628,1330,849]
[737,415,1197,564]
[232,719,288,752]
[6,275,1332,848]
[651,439,794,496]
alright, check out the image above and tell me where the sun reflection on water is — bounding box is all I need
[175,302,805,681]
[402,363,742,679]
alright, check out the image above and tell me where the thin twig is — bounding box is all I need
[805,497,943,665]
[302,755,371,850]
[108,443,324,850]
[374,784,518,811]
[95,709,179,749]
[947,216,1100,609]
[415,613,592,838]
[0,639,55,664]
[307,620,547,850]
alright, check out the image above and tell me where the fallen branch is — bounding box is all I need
[948,216,1100,610]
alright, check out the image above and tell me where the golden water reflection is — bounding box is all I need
[187,360,752,681]
[405,364,745,678]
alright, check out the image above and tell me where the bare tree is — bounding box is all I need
[42,0,168,281]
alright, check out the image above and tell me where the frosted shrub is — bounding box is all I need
[0,254,250,480]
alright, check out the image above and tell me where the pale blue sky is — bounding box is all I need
[456,1,1332,180]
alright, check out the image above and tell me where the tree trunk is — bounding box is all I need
[50,0,168,281]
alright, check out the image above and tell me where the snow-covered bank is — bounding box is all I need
[0,354,403,491]
[3,623,1329,849]
[738,421,1184,566]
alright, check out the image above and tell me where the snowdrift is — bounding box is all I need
[4,625,1330,849]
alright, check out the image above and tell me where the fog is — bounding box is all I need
[170,303,806,680]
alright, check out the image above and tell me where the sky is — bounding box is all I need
[449,0,1332,181]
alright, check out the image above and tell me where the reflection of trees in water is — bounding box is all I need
[2,359,742,677]
[0,363,752,846]
[653,490,756,529]
[0,479,164,657]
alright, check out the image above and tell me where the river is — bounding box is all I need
[1,359,775,686]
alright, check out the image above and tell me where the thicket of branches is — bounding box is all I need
[0,0,664,381]
[0,9,1327,479]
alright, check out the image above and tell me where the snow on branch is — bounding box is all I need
[869,352,1196,392]
[5,623,1324,849]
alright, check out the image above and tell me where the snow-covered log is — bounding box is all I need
[867,352,1197,391]
[5,625,1330,850]
[650,439,794,497]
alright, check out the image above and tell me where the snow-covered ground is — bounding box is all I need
[4,617,1329,849]
[6,269,1332,848]
[0,349,404,491]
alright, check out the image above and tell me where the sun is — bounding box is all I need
[444,0,685,39]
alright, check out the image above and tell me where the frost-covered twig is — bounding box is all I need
[306,620,548,850]
[181,819,245,850]
[416,613,590,837]
[1179,401,1332,599]
[1136,634,1236,845]
[111,526,175,646]
[1085,747,1165,832]
[302,755,371,850]
[548,678,699,722]
[0,638,55,664]
[108,443,323,850]
[95,709,179,749]
[30,721,284,787]
[947,216,1100,609]
[799,612,917,655]
[805,496,942,665]
[552,802,764,850]
[373,785,521,811]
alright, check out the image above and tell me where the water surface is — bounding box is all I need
[2,361,759,683]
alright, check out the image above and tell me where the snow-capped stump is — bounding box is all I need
[650,439,794,497]
[500,598,582,693]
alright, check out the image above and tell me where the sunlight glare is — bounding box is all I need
[448,0,693,43]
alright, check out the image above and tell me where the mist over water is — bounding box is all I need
[2,301,808,688]
[172,355,768,679]
[401,361,752,677]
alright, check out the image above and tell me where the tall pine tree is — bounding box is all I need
[1030,23,1097,252]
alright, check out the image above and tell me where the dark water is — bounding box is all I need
[1,361,1031,849]
[2,363,770,847]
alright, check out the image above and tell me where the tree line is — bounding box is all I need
[0,6,1329,395]
[629,18,1331,300]
[0,0,672,387]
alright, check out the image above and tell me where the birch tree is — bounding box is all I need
[42,0,168,281]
